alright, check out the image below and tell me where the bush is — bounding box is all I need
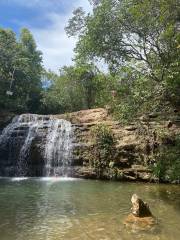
[90,124,116,177]
[152,135,180,182]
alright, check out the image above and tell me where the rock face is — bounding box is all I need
[0,108,179,179]
[124,194,156,230]
[0,111,15,133]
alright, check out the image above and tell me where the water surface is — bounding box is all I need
[0,178,179,240]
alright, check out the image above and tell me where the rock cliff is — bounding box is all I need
[55,108,180,182]
[0,108,179,181]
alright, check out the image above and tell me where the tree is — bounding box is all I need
[19,28,43,112]
[0,28,24,111]
[0,27,43,112]
[41,64,111,114]
[65,7,87,37]
[68,0,179,75]
[66,0,180,117]
[88,0,101,7]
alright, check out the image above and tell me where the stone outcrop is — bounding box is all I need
[0,108,179,180]
[124,194,156,230]
[0,111,15,133]
[131,194,152,217]
[61,108,179,181]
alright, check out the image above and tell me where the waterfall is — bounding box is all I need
[18,121,40,176]
[0,114,74,177]
[44,119,73,177]
[0,115,22,147]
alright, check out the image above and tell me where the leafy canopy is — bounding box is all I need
[0,28,43,112]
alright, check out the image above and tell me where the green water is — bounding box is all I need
[0,178,179,240]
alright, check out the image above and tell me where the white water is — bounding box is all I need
[0,115,22,146]
[18,121,40,176]
[11,177,29,182]
[0,114,73,177]
[44,119,73,177]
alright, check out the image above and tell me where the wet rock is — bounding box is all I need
[167,120,173,128]
[137,172,152,181]
[124,194,156,230]
[124,214,156,231]
[149,112,158,119]
[131,194,152,217]
[0,112,15,132]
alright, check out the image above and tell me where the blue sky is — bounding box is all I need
[0,0,91,72]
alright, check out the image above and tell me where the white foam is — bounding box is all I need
[11,177,29,182]
[0,177,81,182]
[37,177,80,182]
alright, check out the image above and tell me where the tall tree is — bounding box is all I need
[66,0,180,106]
[0,27,43,112]
[67,0,179,77]
[0,28,21,110]
[41,64,109,113]
[19,28,43,112]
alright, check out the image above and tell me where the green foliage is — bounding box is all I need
[70,0,179,78]
[106,66,161,122]
[41,64,113,113]
[91,124,115,148]
[1,0,179,122]
[152,135,180,182]
[65,7,87,37]
[0,27,43,113]
[90,124,116,177]
[66,0,180,120]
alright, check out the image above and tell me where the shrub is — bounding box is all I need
[152,135,180,182]
[90,124,116,177]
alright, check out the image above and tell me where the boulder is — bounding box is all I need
[131,194,152,217]
[124,194,156,230]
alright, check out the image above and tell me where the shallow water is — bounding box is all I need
[0,178,179,240]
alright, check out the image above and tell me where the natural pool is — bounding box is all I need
[0,178,179,240]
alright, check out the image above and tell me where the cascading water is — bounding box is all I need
[18,121,40,176]
[0,114,74,177]
[44,119,73,177]
[0,115,23,146]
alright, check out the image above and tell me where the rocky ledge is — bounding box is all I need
[60,108,180,182]
[0,108,179,181]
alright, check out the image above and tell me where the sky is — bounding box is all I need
[0,0,91,72]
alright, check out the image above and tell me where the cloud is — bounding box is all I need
[4,0,68,9]
[31,14,76,72]
[30,0,91,72]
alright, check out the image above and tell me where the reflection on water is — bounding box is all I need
[0,178,179,240]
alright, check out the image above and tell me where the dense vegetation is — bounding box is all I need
[40,64,112,114]
[1,0,179,117]
[66,0,179,120]
[0,0,179,181]
[0,28,42,112]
